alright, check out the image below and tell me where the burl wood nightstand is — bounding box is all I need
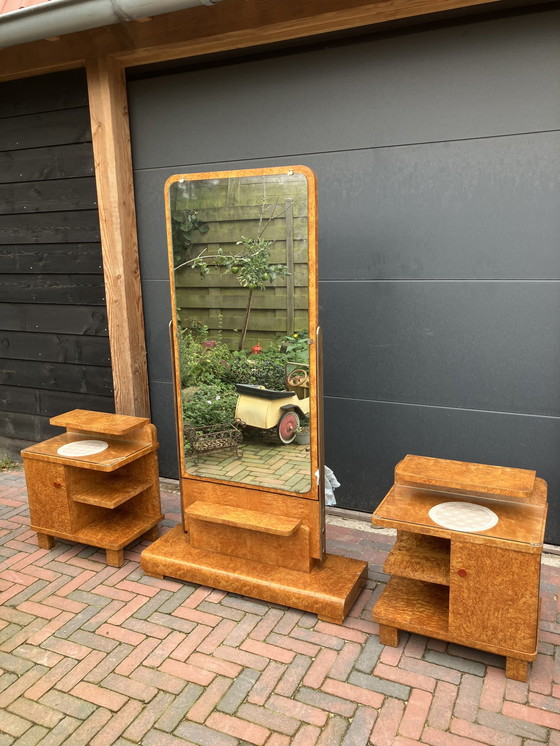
[22,409,163,567]
[372,455,547,681]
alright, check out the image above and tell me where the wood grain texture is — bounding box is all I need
[0,385,113,418]
[0,143,94,184]
[0,69,88,118]
[379,624,399,646]
[395,454,536,499]
[0,359,112,396]
[188,520,313,573]
[36,533,55,549]
[373,482,547,553]
[384,531,450,585]
[181,476,323,559]
[0,0,505,82]
[50,409,148,435]
[373,456,547,676]
[140,524,367,624]
[506,658,529,682]
[449,543,540,654]
[0,245,102,274]
[0,275,105,305]
[23,411,163,559]
[0,304,107,335]
[23,433,154,472]
[0,107,91,152]
[185,501,302,536]
[0,178,97,215]
[86,57,149,417]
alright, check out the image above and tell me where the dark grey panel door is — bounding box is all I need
[128,8,560,543]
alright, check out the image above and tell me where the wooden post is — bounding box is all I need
[86,57,150,417]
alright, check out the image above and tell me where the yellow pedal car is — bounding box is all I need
[235,383,310,444]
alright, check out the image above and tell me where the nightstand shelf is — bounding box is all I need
[72,474,153,508]
[22,410,164,567]
[384,532,450,586]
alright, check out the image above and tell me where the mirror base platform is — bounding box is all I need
[141,525,368,624]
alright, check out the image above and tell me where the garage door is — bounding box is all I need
[128,7,560,544]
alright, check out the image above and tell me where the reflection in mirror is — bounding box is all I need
[167,170,312,493]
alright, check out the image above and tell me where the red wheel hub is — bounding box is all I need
[278,411,299,444]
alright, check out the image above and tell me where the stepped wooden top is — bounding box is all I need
[50,410,149,436]
[185,501,302,536]
[373,481,547,551]
[395,455,536,499]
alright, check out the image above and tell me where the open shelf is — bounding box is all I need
[23,433,154,471]
[72,473,152,509]
[50,409,149,437]
[186,501,302,536]
[374,576,450,637]
[384,531,450,585]
[75,508,162,550]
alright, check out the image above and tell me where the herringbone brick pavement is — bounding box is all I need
[0,468,559,745]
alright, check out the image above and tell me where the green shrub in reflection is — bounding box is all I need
[182,384,237,429]
[178,328,308,430]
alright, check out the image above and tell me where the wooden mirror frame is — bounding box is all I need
[167,166,320,505]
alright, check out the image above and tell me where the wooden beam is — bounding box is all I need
[0,0,518,82]
[86,57,150,418]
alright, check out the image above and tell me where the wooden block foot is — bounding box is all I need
[106,548,124,567]
[37,533,55,550]
[143,570,164,579]
[379,624,399,647]
[142,527,159,541]
[506,657,529,682]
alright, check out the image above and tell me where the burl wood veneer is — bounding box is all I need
[22,409,164,567]
[141,167,367,623]
[372,455,548,681]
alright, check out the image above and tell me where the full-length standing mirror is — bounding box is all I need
[141,167,367,624]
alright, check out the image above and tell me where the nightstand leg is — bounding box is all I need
[106,549,124,567]
[37,533,55,550]
[379,624,399,647]
[506,657,528,682]
[142,527,159,541]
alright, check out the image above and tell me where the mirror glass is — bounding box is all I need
[167,169,313,494]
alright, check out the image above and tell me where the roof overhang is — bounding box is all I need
[0,0,222,49]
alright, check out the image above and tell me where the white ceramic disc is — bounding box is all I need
[57,440,109,458]
[428,501,498,532]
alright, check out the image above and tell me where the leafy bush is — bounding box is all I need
[177,330,233,388]
[278,331,310,364]
[221,346,286,391]
[182,383,237,428]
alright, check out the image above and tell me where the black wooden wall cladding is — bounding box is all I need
[0,69,114,452]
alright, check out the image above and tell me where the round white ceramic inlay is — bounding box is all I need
[428,501,498,532]
[57,440,109,458]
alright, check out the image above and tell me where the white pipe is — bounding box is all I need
[0,0,222,49]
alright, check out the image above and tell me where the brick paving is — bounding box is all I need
[185,440,311,493]
[0,467,559,745]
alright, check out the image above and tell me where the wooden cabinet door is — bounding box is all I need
[448,543,540,654]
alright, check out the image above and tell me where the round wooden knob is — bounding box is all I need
[53,481,62,488]
[457,568,467,577]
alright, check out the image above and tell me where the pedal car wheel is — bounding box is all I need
[276,410,300,444]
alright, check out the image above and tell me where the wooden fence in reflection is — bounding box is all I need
[173,176,309,350]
